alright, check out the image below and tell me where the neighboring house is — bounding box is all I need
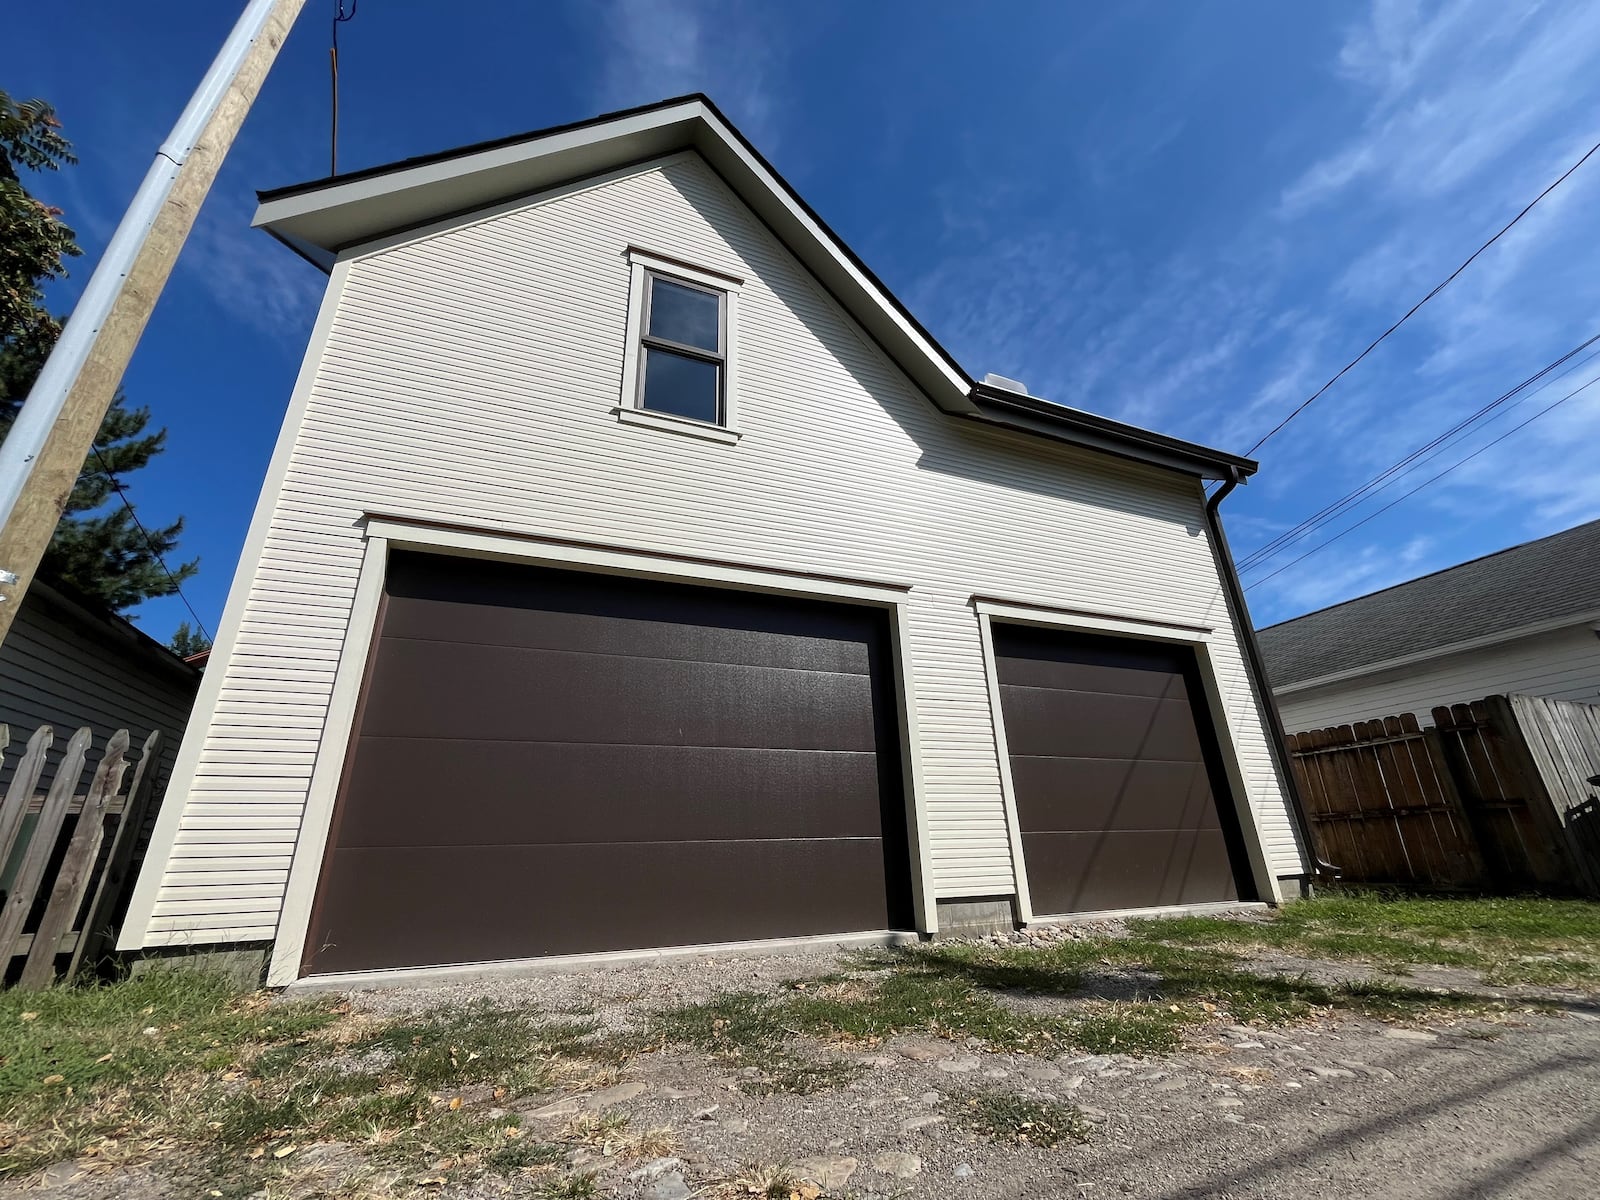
[1260,519,1600,734]
[0,576,200,820]
[119,96,1309,986]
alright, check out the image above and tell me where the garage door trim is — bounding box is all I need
[973,597,1279,924]
[264,519,935,987]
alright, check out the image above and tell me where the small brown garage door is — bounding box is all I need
[304,552,912,975]
[992,625,1253,915]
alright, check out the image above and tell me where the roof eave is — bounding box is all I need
[968,386,1257,481]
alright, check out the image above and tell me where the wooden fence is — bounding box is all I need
[1287,694,1600,894]
[0,724,164,988]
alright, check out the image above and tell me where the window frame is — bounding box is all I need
[617,247,743,444]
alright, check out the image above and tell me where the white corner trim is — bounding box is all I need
[264,534,391,987]
[975,595,1282,908]
[973,596,1213,642]
[117,259,357,952]
[613,405,742,444]
[892,603,939,937]
[974,611,1034,924]
[1272,609,1600,696]
[363,516,915,603]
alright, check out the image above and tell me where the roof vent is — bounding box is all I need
[982,373,1030,396]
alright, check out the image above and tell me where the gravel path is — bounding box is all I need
[17,943,1600,1200]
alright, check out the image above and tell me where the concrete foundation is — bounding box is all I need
[935,896,1018,938]
[130,944,270,989]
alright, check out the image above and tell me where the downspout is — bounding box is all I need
[1204,466,1340,890]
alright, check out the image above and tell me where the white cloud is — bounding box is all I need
[180,182,322,341]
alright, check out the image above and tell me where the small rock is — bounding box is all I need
[645,1172,693,1200]
[588,1082,648,1108]
[720,1117,749,1134]
[1099,1068,1131,1078]
[797,1156,858,1190]
[1152,1077,1189,1092]
[921,1091,941,1104]
[693,1104,720,1120]
[1383,1028,1438,1042]
[1062,1054,1114,1071]
[1060,1075,1086,1091]
[899,1039,956,1062]
[938,1055,982,1074]
[523,1096,583,1122]
[872,1151,923,1179]
[982,1067,1011,1079]
[1079,1106,1109,1123]
[1283,1081,1302,1089]
[953,1163,975,1179]
[629,1158,684,1182]
[1305,1066,1355,1079]
[39,1161,84,1188]
[1214,1097,1244,1108]
[660,1087,696,1100]
[857,1054,896,1069]
[1233,1040,1265,1050]
[900,1114,946,1133]
[1020,1065,1062,1081]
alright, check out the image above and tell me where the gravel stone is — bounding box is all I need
[644,1172,692,1200]
[588,1082,647,1108]
[1384,1028,1439,1041]
[938,1055,983,1073]
[872,1151,923,1178]
[900,1114,946,1133]
[953,1163,975,1178]
[522,1096,583,1121]
[797,1156,858,1190]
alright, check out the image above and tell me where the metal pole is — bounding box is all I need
[0,0,307,638]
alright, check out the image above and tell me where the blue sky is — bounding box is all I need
[4,0,1598,641]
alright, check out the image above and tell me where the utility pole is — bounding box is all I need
[0,0,307,645]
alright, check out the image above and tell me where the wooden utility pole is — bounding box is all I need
[0,0,307,645]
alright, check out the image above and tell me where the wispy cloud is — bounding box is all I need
[593,0,779,150]
[181,181,322,341]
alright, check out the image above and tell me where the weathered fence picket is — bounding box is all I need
[0,724,170,987]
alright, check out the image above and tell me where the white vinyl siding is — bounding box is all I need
[1277,624,1600,734]
[126,152,1303,949]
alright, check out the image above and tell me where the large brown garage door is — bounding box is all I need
[304,552,913,975]
[992,625,1253,916]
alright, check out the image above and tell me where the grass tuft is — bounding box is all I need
[949,1091,1088,1147]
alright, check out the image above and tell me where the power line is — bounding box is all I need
[87,445,214,642]
[1244,369,1600,591]
[1238,333,1600,572]
[1243,135,1600,457]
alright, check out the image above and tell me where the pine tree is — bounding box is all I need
[0,88,197,611]
[168,621,211,658]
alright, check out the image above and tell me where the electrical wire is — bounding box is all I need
[1237,333,1600,572]
[1243,369,1600,590]
[330,0,359,176]
[87,444,214,642]
[1243,136,1600,457]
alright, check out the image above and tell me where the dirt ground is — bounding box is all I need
[13,935,1599,1200]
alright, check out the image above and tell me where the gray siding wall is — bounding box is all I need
[124,152,1305,949]
[1277,623,1600,734]
[0,584,198,807]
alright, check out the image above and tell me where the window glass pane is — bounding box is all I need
[648,277,720,351]
[642,347,720,423]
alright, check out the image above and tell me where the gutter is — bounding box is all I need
[1204,466,1340,887]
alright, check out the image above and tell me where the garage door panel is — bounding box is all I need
[337,739,889,846]
[1022,830,1239,915]
[994,652,1188,699]
[998,686,1204,761]
[357,638,879,750]
[380,597,875,676]
[1010,757,1219,833]
[313,838,896,974]
[381,558,876,674]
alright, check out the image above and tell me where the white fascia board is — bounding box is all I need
[252,98,976,417]
[1274,609,1600,696]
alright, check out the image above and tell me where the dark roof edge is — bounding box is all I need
[256,93,712,204]
[1257,519,1598,633]
[31,577,202,681]
[969,386,1258,481]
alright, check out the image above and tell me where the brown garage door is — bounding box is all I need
[992,625,1253,916]
[304,552,913,975]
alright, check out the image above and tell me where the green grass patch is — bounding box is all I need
[1128,894,1600,988]
[948,1091,1088,1147]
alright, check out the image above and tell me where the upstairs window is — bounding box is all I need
[639,273,725,424]
[617,248,742,444]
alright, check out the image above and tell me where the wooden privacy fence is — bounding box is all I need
[1288,695,1600,894]
[0,724,164,988]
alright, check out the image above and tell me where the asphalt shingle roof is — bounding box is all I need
[1257,519,1600,689]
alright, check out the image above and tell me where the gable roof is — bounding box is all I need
[1258,518,1600,690]
[253,95,1254,482]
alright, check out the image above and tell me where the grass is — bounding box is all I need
[1127,893,1600,988]
[948,1091,1088,1148]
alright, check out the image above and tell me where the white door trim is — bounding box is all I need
[971,596,1281,918]
[264,516,936,985]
